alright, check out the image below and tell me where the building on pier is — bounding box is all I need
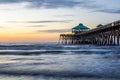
[96,24,103,28]
[72,23,90,34]
[59,23,90,45]
[59,20,120,45]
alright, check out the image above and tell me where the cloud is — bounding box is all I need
[0,0,97,10]
[0,0,22,4]
[8,20,72,23]
[25,25,45,27]
[0,0,84,8]
[54,14,75,17]
[96,9,120,14]
[0,0,120,14]
[37,29,70,33]
[26,20,72,23]
[27,0,83,9]
[0,26,6,28]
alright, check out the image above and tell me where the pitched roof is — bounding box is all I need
[96,24,103,27]
[72,23,89,29]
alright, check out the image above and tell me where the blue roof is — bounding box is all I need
[72,23,89,29]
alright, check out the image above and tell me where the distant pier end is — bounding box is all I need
[59,20,120,45]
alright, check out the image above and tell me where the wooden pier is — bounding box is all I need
[59,20,120,45]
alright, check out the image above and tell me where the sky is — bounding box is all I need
[0,0,120,42]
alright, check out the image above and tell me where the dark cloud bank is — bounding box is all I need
[0,0,119,14]
[0,0,83,8]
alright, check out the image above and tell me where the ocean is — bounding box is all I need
[0,42,120,80]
